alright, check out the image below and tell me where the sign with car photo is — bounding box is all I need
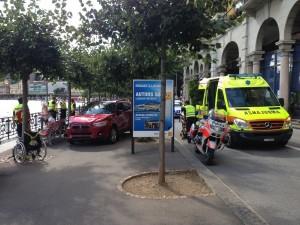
[133,80,174,137]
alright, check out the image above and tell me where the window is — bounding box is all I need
[117,103,124,111]
[122,102,131,111]
[217,90,226,109]
[82,103,112,115]
[226,87,280,107]
[195,89,205,105]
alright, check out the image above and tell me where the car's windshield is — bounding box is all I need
[226,87,280,107]
[82,103,112,115]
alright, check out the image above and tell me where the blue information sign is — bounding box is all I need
[133,80,174,137]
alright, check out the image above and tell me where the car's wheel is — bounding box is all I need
[109,127,118,144]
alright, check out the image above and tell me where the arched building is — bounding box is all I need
[183,0,300,117]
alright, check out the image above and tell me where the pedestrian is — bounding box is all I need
[41,101,48,126]
[60,97,67,120]
[70,98,76,116]
[13,97,23,138]
[13,97,30,138]
[182,100,196,135]
[48,96,57,120]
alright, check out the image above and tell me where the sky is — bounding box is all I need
[0,0,100,27]
[39,0,82,27]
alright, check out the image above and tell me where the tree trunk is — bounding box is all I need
[21,76,29,141]
[158,45,166,185]
[67,82,71,117]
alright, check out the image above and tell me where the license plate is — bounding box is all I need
[208,141,216,149]
[264,138,275,142]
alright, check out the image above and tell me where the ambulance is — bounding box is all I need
[196,74,293,147]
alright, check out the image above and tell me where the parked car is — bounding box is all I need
[66,100,131,144]
[174,100,182,118]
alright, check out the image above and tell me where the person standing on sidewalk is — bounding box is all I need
[41,101,48,126]
[60,97,67,120]
[13,97,23,138]
[70,98,76,116]
[182,100,196,135]
[13,97,31,138]
[48,96,57,120]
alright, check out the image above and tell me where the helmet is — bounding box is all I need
[208,109,215,120]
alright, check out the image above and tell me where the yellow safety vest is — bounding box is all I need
[71,102,75,112]
[14,103,23,122]
[60,101,67,110]
[48,100,56,111]
[185,105,196,118]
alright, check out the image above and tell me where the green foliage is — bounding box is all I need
[0,0,62,79]
[82,0,229,51]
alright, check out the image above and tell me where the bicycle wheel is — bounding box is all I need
[13,142,26,164]
[36,141,47,161]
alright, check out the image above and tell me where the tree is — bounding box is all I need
[79,0,230,184]
[0,1,62,139]
[81,0,229,184]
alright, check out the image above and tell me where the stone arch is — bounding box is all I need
[194,61,200,75]
[200,64,204,73]
[189,66,193,78]
[221,41,239,74]
[284,1,300,40]
[184,67,189,77]
[256,18,280,51]
[204,54,212,77]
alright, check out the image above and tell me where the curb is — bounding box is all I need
[174,138,269,225]
[292,120,300,129]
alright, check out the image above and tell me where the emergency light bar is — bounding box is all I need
[227,73,262,79]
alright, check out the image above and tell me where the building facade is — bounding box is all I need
[183,0,300,117]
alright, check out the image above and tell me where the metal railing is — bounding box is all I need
[0,105,86,144]
[0,113,42,144]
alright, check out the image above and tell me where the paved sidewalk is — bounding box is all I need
[0,137,242,225]
[292,119,300,129]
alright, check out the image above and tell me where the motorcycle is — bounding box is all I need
[194,110,229,165]
[180,112,188,139]
[187,121,200,143]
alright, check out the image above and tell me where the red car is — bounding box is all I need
[66,101,131,144]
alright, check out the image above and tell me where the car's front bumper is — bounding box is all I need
[230,129,293,144]
[66,126,110,142]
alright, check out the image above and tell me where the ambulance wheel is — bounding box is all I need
[227,134,239,149]
[278,140,288,147]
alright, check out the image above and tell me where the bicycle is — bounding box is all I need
[13,131,47,164]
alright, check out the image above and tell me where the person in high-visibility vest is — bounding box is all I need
[70,98,76,116]
[182,100,196,134]
[48,96,57,120]
[13,97,23,138]
[60,97,67,120]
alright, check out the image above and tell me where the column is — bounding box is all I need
[217,65,226,77]
[248,51,264,74]
[276,40,295,110]
[247,61,253,74]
